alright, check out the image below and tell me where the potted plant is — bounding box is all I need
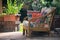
[4,0,24,21]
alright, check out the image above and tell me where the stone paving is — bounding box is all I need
[0,32,60,40]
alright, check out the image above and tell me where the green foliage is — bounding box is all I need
[41,0,47,5]
[6,0,24,15]
[0,13,6,17]
[18,2,24,12]
[52,0,60,15]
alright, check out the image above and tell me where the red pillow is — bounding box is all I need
[32,13,42,18]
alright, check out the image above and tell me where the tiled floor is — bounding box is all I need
[0,32,60,40]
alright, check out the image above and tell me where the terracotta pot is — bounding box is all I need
[4,15,16,21]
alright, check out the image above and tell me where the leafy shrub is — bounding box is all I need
[6,0,24,15]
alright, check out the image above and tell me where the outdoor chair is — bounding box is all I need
[23,7,56,37]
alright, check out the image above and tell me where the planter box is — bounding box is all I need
[4,15,16,21]
[0,14,20,32]
[0,16,4,21]
[3,21,16,32]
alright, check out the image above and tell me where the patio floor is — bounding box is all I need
[0,32,60,40]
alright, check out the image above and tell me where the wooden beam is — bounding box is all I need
[0,0,2,14]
